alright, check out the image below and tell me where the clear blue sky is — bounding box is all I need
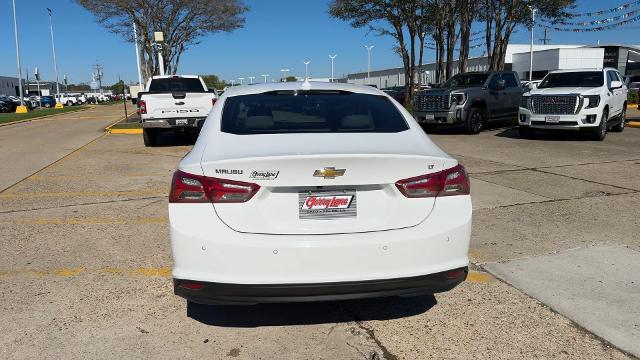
[1,0,639,85]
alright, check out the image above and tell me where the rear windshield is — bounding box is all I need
[538,72,604,88]
[148,78,205,92]
[221,91,409,134]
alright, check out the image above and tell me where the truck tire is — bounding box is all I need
[610,106,626,133]
[143,129,157,147]
[518,126,535,139]
[591,109,608,141]
[465,107,484,134]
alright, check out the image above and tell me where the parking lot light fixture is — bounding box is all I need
[528,6,536,81]
[12,0,27,113]
[303,61,311,79]
[238,77,244,85]
[329,55,337,83]
[248,76,255,84]
[364,45,374,84]
[280,68,290,82]
[261,74,270,83]
[47,7,63,108]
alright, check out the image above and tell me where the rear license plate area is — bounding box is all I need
[299,190,356,219]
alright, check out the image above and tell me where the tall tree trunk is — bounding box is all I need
[444,2,457,80]
[458,0,477,74]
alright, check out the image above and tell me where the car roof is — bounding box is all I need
[547,68,619,74]
[150,75,200,79]
[222,81,385,97]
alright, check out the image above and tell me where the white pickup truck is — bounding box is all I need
[138,75,218,146]
[519,68,628,141]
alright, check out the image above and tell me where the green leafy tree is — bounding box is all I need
[285,76,297,82]
[200,74,226,90]
[480,0,574,70]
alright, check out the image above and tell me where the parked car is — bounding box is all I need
[0,96,17,113]
[625,75,640,91]
[382,86,407,106]
[413,71,523,134]
[138,75,217,146]
[519,68,628,140]
[40,96,56,108]
[169,81,471,305]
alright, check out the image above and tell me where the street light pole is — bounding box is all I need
[47,8,62,108]
[364,45,374,84]
[238,77,244,85]
[528,6,536,81]
[12,0,26,112]
[261,74,270,83]
[329,54,337,82]
[280,68,290,81]
[248,76,255,84]
[230,79,236,86]
[303,60,311,79]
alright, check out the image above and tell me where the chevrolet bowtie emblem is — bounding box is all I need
[313,167,346,179]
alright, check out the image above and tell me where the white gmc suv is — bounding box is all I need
[519,68,628,140]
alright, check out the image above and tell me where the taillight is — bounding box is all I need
[211,98,217,106]
[169,170,260,203]
[138,100,147,114]
[395,164,469,198]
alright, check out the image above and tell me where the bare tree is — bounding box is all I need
[76,0,247,81]
[458,0,478,74]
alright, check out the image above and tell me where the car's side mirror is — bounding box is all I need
[527,82,537,90]
[496,80,506,90]
[610,80,623,90]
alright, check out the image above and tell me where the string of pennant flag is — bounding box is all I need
[563,0,640,17]
[540,13,640,31]
[542,7,640,27]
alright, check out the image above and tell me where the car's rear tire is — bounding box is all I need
[518,126,535,139]
[466,107,484,134]
[143,129,157,147]
[591,109,608,141]
[610,106,626,133]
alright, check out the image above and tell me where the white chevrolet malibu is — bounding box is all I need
[169,81,471,305]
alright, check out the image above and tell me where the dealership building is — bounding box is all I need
[345,44,640,88]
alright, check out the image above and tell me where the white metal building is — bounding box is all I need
[346,44,640,86]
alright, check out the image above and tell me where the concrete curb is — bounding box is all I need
[0,106,91,128]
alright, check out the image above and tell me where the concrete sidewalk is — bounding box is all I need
[0,104,131,192]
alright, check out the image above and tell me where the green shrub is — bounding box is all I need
[628,90,638,104]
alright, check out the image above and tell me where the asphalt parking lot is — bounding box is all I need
[0,104,638,359]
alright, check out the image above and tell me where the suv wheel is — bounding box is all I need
[610,106,626,133]
[466,107,484,134]
[519,126,535,139]
[143,129,157,147]
[591,109,608,141]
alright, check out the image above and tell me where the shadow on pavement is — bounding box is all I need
[420,120,515,135]
[494,127,597,141]
[187,295,437,328]
[152,131,198,147]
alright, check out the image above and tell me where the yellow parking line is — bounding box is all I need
[467,271,492,283]
[0,189,166,199]
[108,128,143,134]
[12,216,168,225]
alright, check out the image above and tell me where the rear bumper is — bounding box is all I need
[174,267,468,305]
[141,117,206,129]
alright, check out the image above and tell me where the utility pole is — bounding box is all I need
[133,22,144,86]
[35,67,42,107]
[329,54,337,82]
[539,28,550,45]
[364,45,374,84]
[303,60,311,79]
[93,64,103,94]
[12,0,27,112]
[153,32,165,76]
[47,8,62,108]
[528,6,536,81]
